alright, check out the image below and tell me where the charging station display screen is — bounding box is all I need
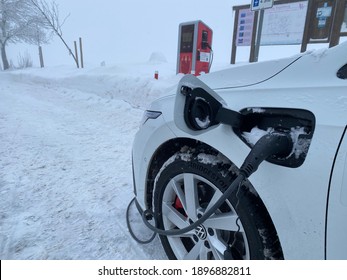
[180,24,194,52]
[182,32,193,43]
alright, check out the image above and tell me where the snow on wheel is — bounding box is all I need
[153,149,283,260]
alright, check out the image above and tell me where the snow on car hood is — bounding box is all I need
[200,54,302,89]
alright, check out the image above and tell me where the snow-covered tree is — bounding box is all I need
[30,0,79,68]
[0,0,49,70]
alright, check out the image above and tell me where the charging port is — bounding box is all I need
[234,107,316,168]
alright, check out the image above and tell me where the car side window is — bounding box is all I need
[337,64,347,79]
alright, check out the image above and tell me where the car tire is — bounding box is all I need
[153,148,283,260]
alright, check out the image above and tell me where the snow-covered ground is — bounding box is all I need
[0,57,186,259]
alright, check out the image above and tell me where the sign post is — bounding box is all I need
[251,0,274,11]
[251,0,274,62]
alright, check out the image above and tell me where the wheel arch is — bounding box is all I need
[145,137,284,259]
[144,137,197,210]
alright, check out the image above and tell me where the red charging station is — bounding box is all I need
[177,20,213,76]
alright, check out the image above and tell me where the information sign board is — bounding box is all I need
[260,1,308,45]
[236,9,255,46]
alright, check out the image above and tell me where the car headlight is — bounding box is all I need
[141,110,162,125]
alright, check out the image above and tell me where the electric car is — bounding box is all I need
[131,41,347,260]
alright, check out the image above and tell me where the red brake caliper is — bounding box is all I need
[174,196,187,217]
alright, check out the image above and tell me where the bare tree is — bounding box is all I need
[30,0,79,67]
[0,0,49,70]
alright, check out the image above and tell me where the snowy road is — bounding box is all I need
[0,66,176,259]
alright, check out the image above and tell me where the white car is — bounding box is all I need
[131,41,347,260]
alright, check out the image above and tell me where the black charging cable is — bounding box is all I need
[207,44,214,73]
[132,132,293,238]
[141,174,245,236]
[126,197,157,244]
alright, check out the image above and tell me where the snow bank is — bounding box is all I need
[0,62,178,259]
[7,62,181,109]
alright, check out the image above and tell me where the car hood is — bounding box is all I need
[200,54,302,89]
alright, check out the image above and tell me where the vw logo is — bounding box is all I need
[195,225,207,240]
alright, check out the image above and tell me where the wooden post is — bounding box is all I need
[38,46,44,68]
[301,0,315,52]
[230,7,240,64]
[74,41,79,68]
[329,0,346,48]
[79,37,84,68]
[253,10,264,62]
[249,10,260,62]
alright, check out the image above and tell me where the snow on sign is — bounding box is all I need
[251,0,274,11]
[260,1,308,45]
